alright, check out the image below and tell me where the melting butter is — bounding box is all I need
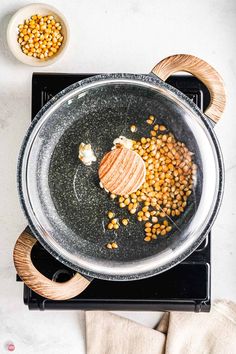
[78,143,97,166]
[112,136,133,150]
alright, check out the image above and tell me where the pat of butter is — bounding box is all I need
[78,143,97,166]
[112,136,133,150]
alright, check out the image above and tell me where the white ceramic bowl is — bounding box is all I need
[7,3,69,66]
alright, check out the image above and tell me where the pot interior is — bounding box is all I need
[21,75,221,279]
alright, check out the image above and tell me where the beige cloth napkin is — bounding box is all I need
[85,300,236,354]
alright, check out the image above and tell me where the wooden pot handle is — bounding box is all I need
[13,229,91,300]
[152,54,226,123]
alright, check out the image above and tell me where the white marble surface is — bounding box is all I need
[1,0,236,353]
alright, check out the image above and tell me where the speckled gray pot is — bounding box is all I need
[17,72,224,281]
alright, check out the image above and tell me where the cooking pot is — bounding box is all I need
[14,54,226,300]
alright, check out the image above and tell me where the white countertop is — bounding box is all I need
[1,0,236,353]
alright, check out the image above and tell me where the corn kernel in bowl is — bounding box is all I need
[17,14,63,60]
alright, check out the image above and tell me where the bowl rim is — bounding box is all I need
[6,2,70,66]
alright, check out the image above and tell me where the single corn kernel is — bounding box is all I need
[160,125,167,131]
[108,211,115,219]
[122,218,129,226]
[145,227,151,233]
[107,223,114,230]
[128,203,134,211]
[144,236,151,242]
[152,216,158,223]
[141,137,146,144]
[150,130,156,137]
[124,198,130,205]
[111,219,118,225]
[112,242,118,249]
[130,124,137,132]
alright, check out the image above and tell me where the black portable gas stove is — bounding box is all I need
[17,73,211,312]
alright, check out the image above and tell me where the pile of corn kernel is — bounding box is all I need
[107,115,196,244]
[17,14,63,59]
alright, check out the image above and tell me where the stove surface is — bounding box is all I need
[18,73,211,312]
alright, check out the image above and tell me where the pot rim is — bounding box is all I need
[17,73,224,281]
